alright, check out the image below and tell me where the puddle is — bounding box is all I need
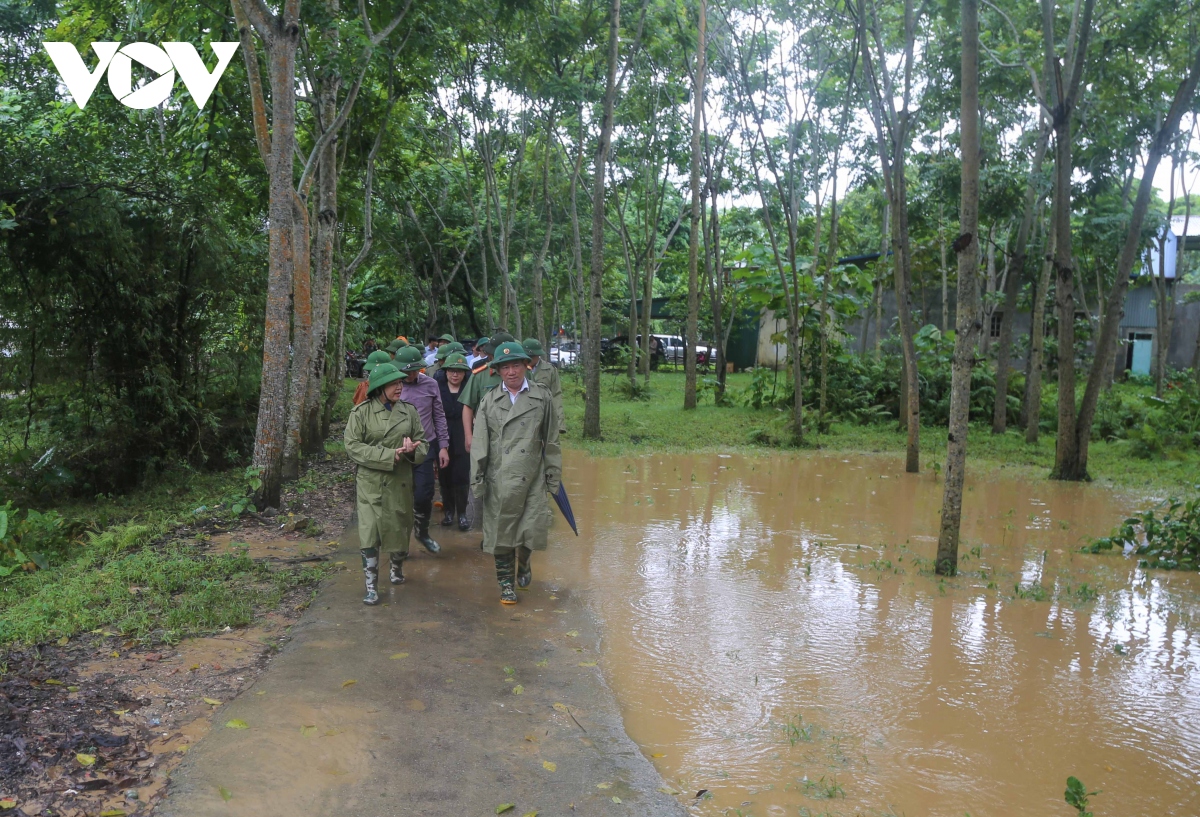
[205,532,337,561]
[545,452,1200,816]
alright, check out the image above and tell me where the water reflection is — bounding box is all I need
[544,452,1200,816]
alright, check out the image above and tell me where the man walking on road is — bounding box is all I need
[469,341,562,604]
[461,332,514,452]
[393,346,450,554]
[522,337,565,433]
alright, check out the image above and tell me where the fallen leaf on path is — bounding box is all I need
[0,800,16,810]
[203,698,222,706]
[542,761,556,772]
[521,812,538,817]
[578,661,597,667]
[512,685,524,695]
[57,636,68,646]
[612,796,622,804]
[535,659,549,667]
[495,805,514,814]
[552,703,569,713]
[68,685,79,692]
[565,630,579,638]
[658,786,680,795]
[341,679,357,688]
[255,690,267,695]
[524,734,537,742]
[596,783,612,790]
[300,725,317,737]
[113,709,128,716]
[189,663,200,670]
[100,810,126,816]
[390,653,409,660]
[43,679,63,686]
[224,719,249,729]
[651,752,665,758]
[219,787,233,802]
[75,753,96,767]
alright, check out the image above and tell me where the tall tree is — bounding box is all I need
[583,0,622,440]
[684,0,706,410]
[936,0,980,577]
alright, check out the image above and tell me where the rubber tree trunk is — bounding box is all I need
[583,0,620,440]
[993,125,1049,434]
[936,0,980,577]
[236,0,301,509]
[1045,0,1097,481]
[1024,227,1055,443]
[282,194,313,481]
[683,0,705,411]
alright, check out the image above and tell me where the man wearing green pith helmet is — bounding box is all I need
[460,331,514,452]
[469,340,562,604]
[522,337,565,434]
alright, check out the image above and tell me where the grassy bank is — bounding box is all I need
[0,386,357,650]
[559,369,1197,496]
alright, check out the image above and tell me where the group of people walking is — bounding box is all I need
[343,332,564,606]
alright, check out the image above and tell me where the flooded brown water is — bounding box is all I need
[543,451,1200,816]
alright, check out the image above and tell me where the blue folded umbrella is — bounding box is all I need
[552,483,578,536]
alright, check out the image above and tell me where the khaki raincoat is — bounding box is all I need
[469,381,562,555]
[344,396,429,554]
[528,359,565,432]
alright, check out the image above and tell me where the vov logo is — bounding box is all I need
[42,41,240,110]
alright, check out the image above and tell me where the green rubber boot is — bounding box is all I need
[516,546,532,589]
[495,550,518,605]
[361,548,380,605]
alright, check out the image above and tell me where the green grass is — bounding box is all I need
[559,370,1198,496]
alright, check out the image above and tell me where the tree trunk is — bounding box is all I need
[1025,225,1055,443]
[533,121,554,350]
[1071,42,1200,473]
[936,0,981,576]
[237,0,301,509]
[305,76,339,454]
[1045,0,1097,481]
[683,0,705,411]
[994,124,1050,433]
[282,194,313,481]
[583,0,621,439]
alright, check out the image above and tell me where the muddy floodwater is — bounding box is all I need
[542,451,1200,816]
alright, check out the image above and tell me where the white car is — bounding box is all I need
[653,334,714,365]
[550,343,579,368]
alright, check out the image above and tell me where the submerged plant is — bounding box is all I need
[1084,487,1200,570]
[1065,775,1100,816]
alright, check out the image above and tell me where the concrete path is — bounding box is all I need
[159,521,686,817]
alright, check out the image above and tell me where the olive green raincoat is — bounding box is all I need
[528,359,565,432]
[344,396,429,554]
[469,381,562,555]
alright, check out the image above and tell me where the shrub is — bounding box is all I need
[1085,487,1200,570]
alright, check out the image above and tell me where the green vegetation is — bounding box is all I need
[561,371,1200,495]
[1065,776,1101,817]
[1085,489,1200,570]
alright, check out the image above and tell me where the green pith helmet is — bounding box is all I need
[441,352,471,372]
[474,337,491,356]
[484,331,515,355]
[394,346,426,373]
[368,362,403,393]
[438,333,455,344]
[521,337,545,357]
[385,339,402,353]
[435,341,465,361]
[491,340,531,368]
[363,350,393,374]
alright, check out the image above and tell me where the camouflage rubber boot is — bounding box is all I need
[388,551,406,585]
[494,550,518,605]
[516,546,532,589]
[360,548,380,605]
[414,512,441,554]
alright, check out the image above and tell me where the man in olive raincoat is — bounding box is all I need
[522,337,565,433]
[469,341,562,604]
[461,331,514,451]
[344,362,429,605]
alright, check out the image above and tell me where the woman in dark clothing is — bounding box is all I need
[437,352,473,530]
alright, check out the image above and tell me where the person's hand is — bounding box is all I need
[398,436,418,455]
[464,433,472,453]
[438,448,450,468]
[394,447,403,462]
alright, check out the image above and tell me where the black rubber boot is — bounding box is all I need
[516,546,532,589]
[455,485,471,531]
[360,548,380,605]
[495,550,518,604]
[440,507,454,527]
[414,513,441,554]
[388,552,406,585]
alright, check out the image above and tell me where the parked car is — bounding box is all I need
[550,342,579,368]
[652,334,713,366]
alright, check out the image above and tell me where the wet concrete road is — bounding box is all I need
[159,521,685,817]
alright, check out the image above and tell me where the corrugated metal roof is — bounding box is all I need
[1120,285,1158,328]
